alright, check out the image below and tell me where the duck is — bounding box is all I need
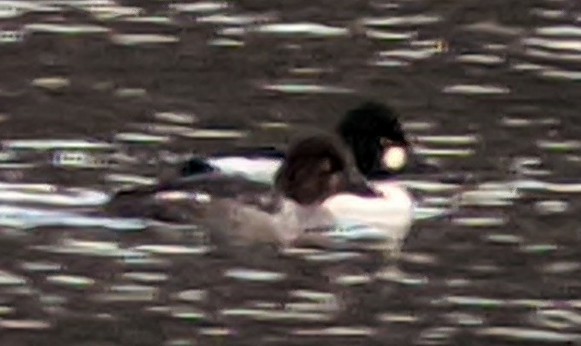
[179,101,436,185]
[175,101,446,229]
[178,101,442,201]
[106,131,414,260]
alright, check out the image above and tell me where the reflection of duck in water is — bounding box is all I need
[106,130,414,261]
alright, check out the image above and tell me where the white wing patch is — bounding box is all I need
[207,157,282,184]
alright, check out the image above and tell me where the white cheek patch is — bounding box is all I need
[382,146,407,171]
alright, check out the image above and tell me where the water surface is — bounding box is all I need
[0,0,580,345]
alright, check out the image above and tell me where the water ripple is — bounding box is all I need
[533,308,581,331]
[362,14,441,26]
[169,2,228,14]
[224,268,286,282]
[443,84,510,95]
[253,23,348,37]
[476,326,581,343]
[0,0,578,343]
[0,205,145,229]
[260,82,354,94]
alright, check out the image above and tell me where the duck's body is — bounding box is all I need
[107,130,415,258]
[160,184,414,253]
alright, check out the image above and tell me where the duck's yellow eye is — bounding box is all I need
[382,146,407,171]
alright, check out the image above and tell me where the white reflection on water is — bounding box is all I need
[0,205,145,230]
[0,185,108,206]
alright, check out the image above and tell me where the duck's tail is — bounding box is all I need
[105,185,157,218]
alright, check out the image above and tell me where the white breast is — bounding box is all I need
[276,182,414,259]
[324,182,413,252]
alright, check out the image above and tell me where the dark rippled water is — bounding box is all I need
[0,0,580,345]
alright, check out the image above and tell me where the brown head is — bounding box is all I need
[274,133,372,205]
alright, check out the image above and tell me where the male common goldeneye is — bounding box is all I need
[178,101,438,185]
